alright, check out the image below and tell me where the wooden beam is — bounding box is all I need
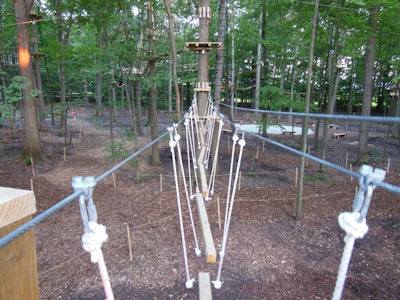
[198,146,209,197]
[196,193,216,263]
[0,187,39,300]
[199,272,213,300]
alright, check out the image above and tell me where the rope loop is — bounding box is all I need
[82,221,109,263]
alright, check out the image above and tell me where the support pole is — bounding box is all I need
[0,187,39,300]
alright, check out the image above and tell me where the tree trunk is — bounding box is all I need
[163,0,181,117]
[147,1,160,166]
[31,18,45,127]
[95,30,103,107]
[14,0,43,159]
[296,0,319,221]
[213,0,226,109]
[358,6,379,162]
[197,0,210,117]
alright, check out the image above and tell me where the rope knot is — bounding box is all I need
[82,221,109,263]
[338,212,368,240]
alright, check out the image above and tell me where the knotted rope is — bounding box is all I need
[332,165,385,300]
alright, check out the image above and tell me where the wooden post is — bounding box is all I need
[31,157,35,176]
[63,147,66,161]
[238,171,242,191]
[160,173,163,192]
[217,196,221,230]
[295,167,298,187]
[350,163,353,182]
[0,187,39,300]
[262,140,265,152]
[255,147,259,160]
[345,152,349,168]
[306,146,310,168]
[30,178,34,191]
[126,225,133,261]
[387,157,390,173]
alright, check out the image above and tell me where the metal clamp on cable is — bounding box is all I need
[72,176,97,233]
[352,165,386,222]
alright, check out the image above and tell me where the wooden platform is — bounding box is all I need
[329,124,339,129]
[198,272,213,300]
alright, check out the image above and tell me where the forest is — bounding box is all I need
[1,0,400,160]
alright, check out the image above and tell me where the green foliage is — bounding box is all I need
[304,173,335,183]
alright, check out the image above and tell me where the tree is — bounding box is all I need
[13,0,43,159]
[358,5,379,162]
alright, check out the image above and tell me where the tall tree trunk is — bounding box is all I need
[163,0,181,117]
[213,0,226,109]
[197,0,210,117]
[254,11,263,118]
[31,15,45,127]
[296,0,319,221]
[147,1,160,166]
[320,22,341,172]
[95,30,103,107]
[358,6,379,161]
[56,0,67,132]
[14,0,43,159]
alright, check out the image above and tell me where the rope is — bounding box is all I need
[82,221,114,300]
[172,124,201,256]
[220,103,400,123]
[168,127,195,289]
[207,117,224,199]
[332,165,386,300]
[213,132,246,289]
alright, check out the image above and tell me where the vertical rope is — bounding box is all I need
[213,133,246,289]
[168,128,194,289]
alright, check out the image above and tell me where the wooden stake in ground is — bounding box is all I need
[30,157,35,176]
[255,147,259,160]
[217,196,221,230]
[350,163,353,182]
[30,178,34,191]
[126,225,133,261]
[238,171,242,191]
[345,152,349,168]
[262,140,265,152]
[295,167,298,187]
[63,147,66,161]
[160,173,163,192]
[306,146,310,168]
[387,157,390,173]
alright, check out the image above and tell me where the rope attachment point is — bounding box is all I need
[332,165,386,300]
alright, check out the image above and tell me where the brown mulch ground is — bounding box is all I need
[0,108,399,299]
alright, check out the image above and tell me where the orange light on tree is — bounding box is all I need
[18,46,30,68]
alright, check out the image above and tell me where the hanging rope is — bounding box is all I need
[213,131,246,289]
[332,165,386,300]
[72,176,114,300]
[172,124,201,257]
[168,127,195,289]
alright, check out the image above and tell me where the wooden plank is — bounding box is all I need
[198,147,209,197]
[0,187,36,229]
[0,187,39,300]
[332,132,347,139]
[196,193,216,263]
[198,272,213,300]
[329,124,339,129]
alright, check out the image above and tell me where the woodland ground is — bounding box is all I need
[0,105,399,299]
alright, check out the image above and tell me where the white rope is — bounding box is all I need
[188,111,200,195]
[172,124,201,257]
[82,221,114,300]
[332,212,368,300]
[213,133,246,289]
[168,127,195,289]
[206,117,224,200]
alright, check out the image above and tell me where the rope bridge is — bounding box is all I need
[1,101,400,300]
